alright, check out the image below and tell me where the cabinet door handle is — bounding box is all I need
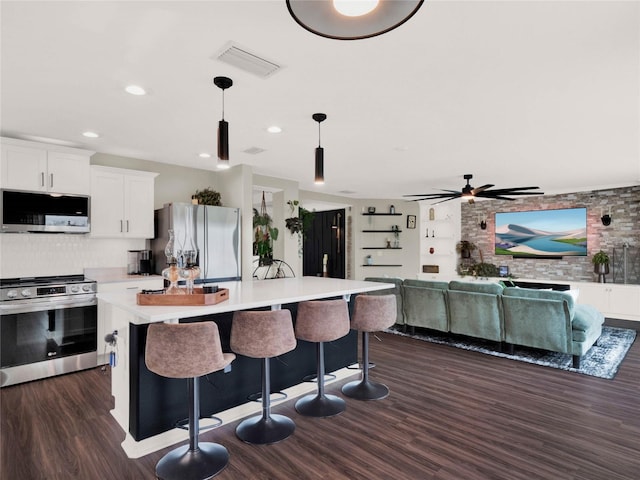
[126,220,130,232]
[50,173,54,188]
[120,220,123,232]
[41,172,45,187]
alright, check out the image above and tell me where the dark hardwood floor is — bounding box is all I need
[2,319,639,480]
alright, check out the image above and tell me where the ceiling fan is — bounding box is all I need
[404,174,544,204]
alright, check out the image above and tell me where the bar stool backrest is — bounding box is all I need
[295,299,350,343]
[231,309,296,358]
[146,322,234,379]
[352,294,397,332]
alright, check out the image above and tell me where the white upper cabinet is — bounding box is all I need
[90,165,158,238]
[0,137,93,195]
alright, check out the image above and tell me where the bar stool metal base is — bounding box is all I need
[236,414,295,445]
[156,442,229,480]
[342,331,390,401]
[295,393,346,417]
[341,379,389,401]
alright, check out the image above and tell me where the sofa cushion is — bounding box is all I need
[503,287,575,318]
[449,281,504,296]
[403,279,449,290]
[402,281,449,332]
[571,304,604,341]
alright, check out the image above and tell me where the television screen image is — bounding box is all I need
[495,208,587,257]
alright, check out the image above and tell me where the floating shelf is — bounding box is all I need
[362,247,402,250]
[362,264,403,267]
[362,213,402,216]
[362,229,403,233]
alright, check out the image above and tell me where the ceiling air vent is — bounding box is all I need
[244,147,266,155]
[216,42,282,78]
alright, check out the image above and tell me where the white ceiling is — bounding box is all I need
[2,1,639,200]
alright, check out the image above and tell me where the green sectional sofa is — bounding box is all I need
[502,287,604,368]
[363,277,604,368]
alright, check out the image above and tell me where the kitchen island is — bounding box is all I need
[97,276,394,458]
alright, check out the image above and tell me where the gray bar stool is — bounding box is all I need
[294,299,350,417]
[145,321,235,480]
[230,309,297,444]
[342,294,396,401]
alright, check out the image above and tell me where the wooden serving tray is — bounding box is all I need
[137,288,229,306]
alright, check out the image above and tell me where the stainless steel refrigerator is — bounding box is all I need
[152,203,241,282]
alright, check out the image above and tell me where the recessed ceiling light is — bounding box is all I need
[199,153,211,158]
[82,131,100,138]
[125,85,147,96]
[267,125,282,134]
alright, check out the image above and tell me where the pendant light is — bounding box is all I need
[313,113,326,185]
[286,0,424,40]
[213,76,233,169]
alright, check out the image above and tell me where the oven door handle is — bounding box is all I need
[0,296,97,315]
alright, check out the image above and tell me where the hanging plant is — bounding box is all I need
[285,200,314,257]
[192,188,222,206]
[253,192,278,266]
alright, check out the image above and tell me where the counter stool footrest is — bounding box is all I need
[175,415,223,432]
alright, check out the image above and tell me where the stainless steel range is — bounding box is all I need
[0,274,97,387]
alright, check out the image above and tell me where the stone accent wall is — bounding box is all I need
[460,186,640,284]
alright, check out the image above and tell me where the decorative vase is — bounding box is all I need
[162,229,184,294]
[594,263,609,283]
[162,264,183,294]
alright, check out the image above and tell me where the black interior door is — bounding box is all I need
[303,209,345,278]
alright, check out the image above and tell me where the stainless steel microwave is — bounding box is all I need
[1,189,90,233]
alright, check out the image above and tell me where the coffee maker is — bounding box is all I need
[127,250,152,275]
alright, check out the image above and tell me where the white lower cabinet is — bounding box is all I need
[575,282,640,321]
[90,166,158,238]
[96,277,163,365]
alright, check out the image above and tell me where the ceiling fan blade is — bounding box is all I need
[477,194,517,201]
[470,184,494,195]
[477,191,544,198]
[431,196,460,205]
[405,192,462,202]
[483,186,541,194]
[403,192,459,198]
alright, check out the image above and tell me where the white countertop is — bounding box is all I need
[97,276,395,324]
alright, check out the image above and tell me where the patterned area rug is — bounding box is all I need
[386,325,636,380]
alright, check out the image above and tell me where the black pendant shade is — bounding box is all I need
[286,0,424,40]
[218,119,229,161]
[213,76,233,169]
[315,147,324,184]
[313,113,326,185]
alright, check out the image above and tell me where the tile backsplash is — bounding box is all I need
[0,234,146,278]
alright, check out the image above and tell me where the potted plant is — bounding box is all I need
[191,188,222,206]
[592,250,610,283]
[456,240,477,259]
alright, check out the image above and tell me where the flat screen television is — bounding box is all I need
[495,207,587,257]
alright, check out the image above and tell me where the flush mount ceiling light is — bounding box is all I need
[82,131,99,138]
[125,85,147,95]
[286,0,424,40]
[313,113,326,185]
[213,76,233,169]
